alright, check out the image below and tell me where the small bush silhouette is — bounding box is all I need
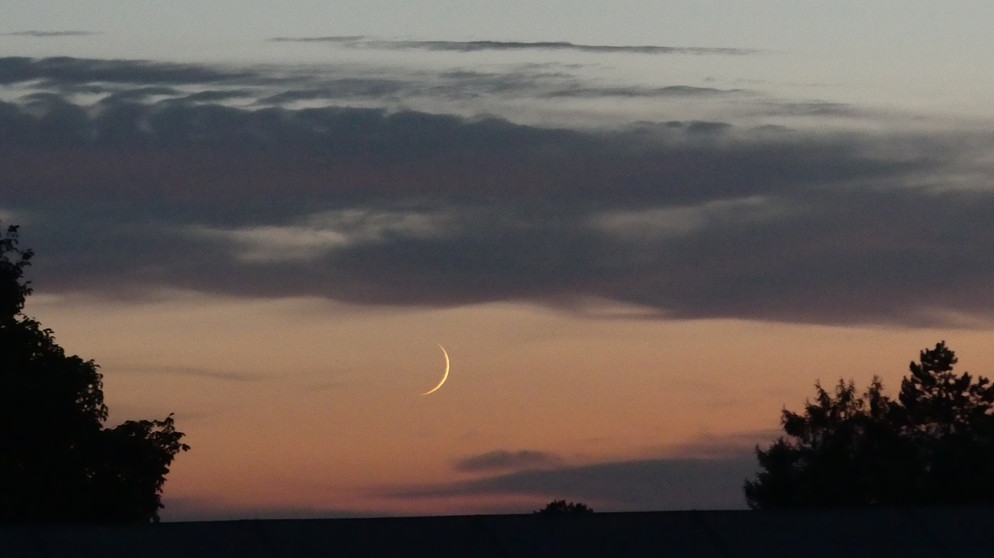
[535,500,594,515]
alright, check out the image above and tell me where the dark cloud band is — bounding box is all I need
[3,57,994,327]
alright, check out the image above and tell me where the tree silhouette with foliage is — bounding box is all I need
[0,224,189,523]
[535,500,594,515]
[745,342,994,509]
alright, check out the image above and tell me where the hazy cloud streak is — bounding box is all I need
[269,36,759,56]
[3,31,100,37]
[453,450,564,473]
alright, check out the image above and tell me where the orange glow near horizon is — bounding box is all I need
[25,291,994,518]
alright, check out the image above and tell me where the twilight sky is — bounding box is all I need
[3,2,994,520]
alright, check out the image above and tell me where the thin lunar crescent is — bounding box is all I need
[422,344,450,396]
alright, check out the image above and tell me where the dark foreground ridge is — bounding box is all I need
[4,507,994,557]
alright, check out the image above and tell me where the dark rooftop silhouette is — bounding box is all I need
[4,507,994,557]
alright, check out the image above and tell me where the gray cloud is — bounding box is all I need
[3,57,994,327]
[543,85,746,99]
[453,450,564,473]
[3,31,99,37]
[270,36,759,56]
[270,35,366,43]
[0,56,252,87]
[755,100,862,118]
[391,457,756,510]
[0,57,764,117]
[0,57,605,111]
[257,80,408,104]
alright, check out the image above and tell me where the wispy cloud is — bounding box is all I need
[3,31,99,37]
[543,85,747,99]
[453,450,564,473]
[270,36,759,56]
[128,365,261,382]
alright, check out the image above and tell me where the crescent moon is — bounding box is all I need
[422,344,450,396]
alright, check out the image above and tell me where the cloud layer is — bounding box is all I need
[3,56,994,326]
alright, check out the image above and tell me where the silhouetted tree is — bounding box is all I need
[535,500,594,515]
[745,342,994,509]
[0,224,188,523]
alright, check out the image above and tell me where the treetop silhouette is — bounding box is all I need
[0,223,189,523]
[745,341,994,509]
